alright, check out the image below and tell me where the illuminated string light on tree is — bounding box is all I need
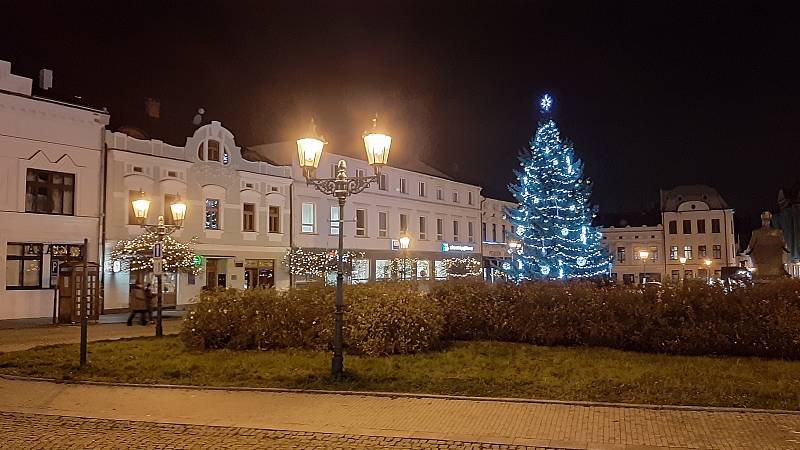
[110,233,200,275]
[503,94,612,281]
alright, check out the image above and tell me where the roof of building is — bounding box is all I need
[595,211,662,228]
[660,184,730,211]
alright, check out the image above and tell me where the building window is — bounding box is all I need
[301,202,315,233]
[482,223,487,241]
[329,206,339,235]
[416,260,431,279]
[468,192,474,205]
[671,270,680,280]
[622,274,635,284]
[670,246,679,260]
[25,169,75,215]
[682,220,691,234]
[419,216,427,240]
[668,220,677,234]
[684,270,693,279]
[128,190,141,225]
[453,220,460,242]
[330,164,337,178]
[419,182,426,197]
[351,259,370,284]
[268,206,280,233]
[684,245,693,260]
[698,245,707,258]
[697,219,706,234]
[436,187,444,201]
[713,244,722,259]
[164,194,177,225]
[436,218,443,241]
[356,169,365,178]
[492,224,497,242]
[468,222,474,243]
[205,199,220,230]
[616,247,626,263]
[378,211,388,238]
[375,259,391,280]
[650,248,658,261]
[208,140,221,161]
[400,214,408,233]
[355,209,367,237]
[712,218,721,233]
[378,174,387,191]
[399,178,408,194]
[5,243,43,289]
[452,192,459,203]
[243,203,256,231]
[501,225,506,242]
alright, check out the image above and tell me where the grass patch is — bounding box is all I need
[1,338,799,410]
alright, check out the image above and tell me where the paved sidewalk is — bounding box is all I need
[0,378,798,449]
[0,319,181,353]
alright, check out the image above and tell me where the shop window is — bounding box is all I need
[6,243,43,289]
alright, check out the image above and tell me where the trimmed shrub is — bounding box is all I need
[182,279,800,359]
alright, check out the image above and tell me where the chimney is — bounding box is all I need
[38,69,53,90]
[144,97,160,119]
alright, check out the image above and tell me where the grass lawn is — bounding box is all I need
[1,337,798,410]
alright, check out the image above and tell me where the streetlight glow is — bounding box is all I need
[169,195,187,228]
[131,190,151,224]
[399,235,411,249]
[638,250,650,260]
[679,256,687,264]
[363,115,391,172]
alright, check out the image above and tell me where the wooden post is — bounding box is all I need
[79,238,88,368]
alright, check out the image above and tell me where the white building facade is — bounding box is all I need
[481,197,516,281]
[103,122,293,310]
[0,61,109,320]
[251,143,483,283]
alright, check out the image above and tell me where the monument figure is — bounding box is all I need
[744,211,789,280]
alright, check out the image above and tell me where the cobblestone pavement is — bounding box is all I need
[0,320,181,353]
[1,412,567,449]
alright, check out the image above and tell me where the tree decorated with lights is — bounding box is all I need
[111,232,201,275]
[503,94,612,281]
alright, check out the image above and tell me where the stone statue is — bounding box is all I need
[744,211,789,279]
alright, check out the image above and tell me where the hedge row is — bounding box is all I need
[182,279,800,359]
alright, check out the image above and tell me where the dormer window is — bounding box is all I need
[198,139,230,165]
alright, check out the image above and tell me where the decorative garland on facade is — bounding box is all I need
[110,232,201,275]
[442,257,482,278]
[282,247,365,277]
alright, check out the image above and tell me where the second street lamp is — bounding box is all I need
[399,234,411,280]
[638,249,649,284]
[130,190,186,337]
[679,256,687,284]
[297,116,392,380]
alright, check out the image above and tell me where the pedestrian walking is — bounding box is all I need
[127,282,151,326]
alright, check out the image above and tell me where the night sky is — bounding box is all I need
[2,1,798,230]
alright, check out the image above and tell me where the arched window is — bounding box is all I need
[197,141,205,160]
[197,139,230,164]
[207,140,220,162]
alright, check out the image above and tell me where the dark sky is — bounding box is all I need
[2,1,798,226]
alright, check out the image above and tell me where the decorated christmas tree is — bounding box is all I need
[504,94,612,281]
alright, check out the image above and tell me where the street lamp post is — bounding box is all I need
[297,116,391,380]
[679,256,687,284]
[130,190,186,337]
[704,258,713,283]
[638,250,650,285]
[399,234,411,280]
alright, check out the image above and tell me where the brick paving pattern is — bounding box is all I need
[1,412,566,450]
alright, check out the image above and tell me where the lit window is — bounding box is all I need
[243,203,255,232]
[684,245,693,260]
[329,206,339,235]
[698,245,707,258]
[375,260,391,280]
[205,199,220,230]
[301,202,315,233]
[378,211,388,238]
[434,260,447,280]
[268,206,280,233]
[616,247,626,262]
[355,209,367,236]
[416,260,430,279]
[670,246,678,260]
[351,259,369,284]
[713,244,722,259]
[25,169,74,215]
[5,243,43,289]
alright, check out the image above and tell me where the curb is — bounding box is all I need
[2,373,799,416]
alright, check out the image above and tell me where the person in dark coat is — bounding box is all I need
[127,282,152,326]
